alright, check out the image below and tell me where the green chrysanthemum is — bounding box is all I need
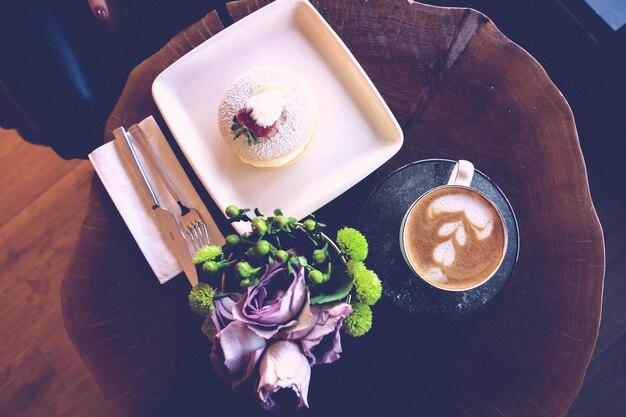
[188,283,217,316]
[344,303,372,337]
[336,227,368,261]
[201,316,217,342]
[346,260,367,278]
[354,269,382,305]
[192,245,223,265]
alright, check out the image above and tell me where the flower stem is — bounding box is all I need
[213,292,236,300]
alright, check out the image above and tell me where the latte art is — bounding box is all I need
[403,187,506,290]
[429,194,495,267]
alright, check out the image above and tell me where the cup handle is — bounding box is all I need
[447,160,474,187]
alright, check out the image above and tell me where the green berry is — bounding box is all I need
[275,250,289,263]
[252,217,268,235]
[308,269,325,285]
[274,215,288,227]
[312,249,327,264]
[240,277,258,288]
[202,260,219,274]
[235,261,252,278]
[225,205,240,218]
[303,219,316,231]
[254,240,271,256]
[354,269,382,305]
[344,303,372,337]
[225,234,241,247]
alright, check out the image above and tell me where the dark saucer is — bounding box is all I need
[358,159,519,320]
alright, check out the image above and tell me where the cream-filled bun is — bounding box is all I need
[218,66,317,168]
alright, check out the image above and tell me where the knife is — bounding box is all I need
[114,127,199,286]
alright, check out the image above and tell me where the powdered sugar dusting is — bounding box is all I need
[218,66,317,162]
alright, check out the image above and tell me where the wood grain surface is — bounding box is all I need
[61,1,604,416]
[0,129,108,417]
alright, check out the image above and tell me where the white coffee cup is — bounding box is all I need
[399,161,507,291]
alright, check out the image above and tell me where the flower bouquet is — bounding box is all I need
[188,206,382,411]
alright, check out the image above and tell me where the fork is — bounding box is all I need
[185,218,210,253]
[129,125,211,255]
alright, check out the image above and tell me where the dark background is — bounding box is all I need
[422,4,625,415]
[1,0,624,415]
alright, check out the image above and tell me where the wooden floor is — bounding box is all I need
[0,128,624,416]
[0,129,110,417]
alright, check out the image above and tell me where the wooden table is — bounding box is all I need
[61,1,605,416]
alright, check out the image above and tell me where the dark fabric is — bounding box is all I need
[1,0,106,158]
[0,0,219,159]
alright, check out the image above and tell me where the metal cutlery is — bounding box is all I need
[129,125,210,254]
[114,126,202,285]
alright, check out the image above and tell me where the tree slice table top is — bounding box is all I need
[61,1,604,416]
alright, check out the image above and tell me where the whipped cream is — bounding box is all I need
[244,83,286,128]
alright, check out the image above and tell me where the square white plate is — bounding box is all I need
[153,0,403,233]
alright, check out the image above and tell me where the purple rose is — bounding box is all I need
[210,320,266,388]
[257,341,311,411]
[211,293,242,332]
[289,302,353,366]
[233,263,312,339]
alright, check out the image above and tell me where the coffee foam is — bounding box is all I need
[426,267,446,282]
[403,187,506,290]
[428,194,495,267]
[433,239,455,266]
[429,194,494,239]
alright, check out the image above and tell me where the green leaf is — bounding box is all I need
[287,217,297,224]
[298,256,308,266]
[240,237,255,245]
[306,233,319,246]
[310,270,353,305]
[232,115,238,124]
[234,129,243,139]
[247,131,258,145]
[273,209,283,216]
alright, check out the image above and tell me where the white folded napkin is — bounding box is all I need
[89,116,224,284]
